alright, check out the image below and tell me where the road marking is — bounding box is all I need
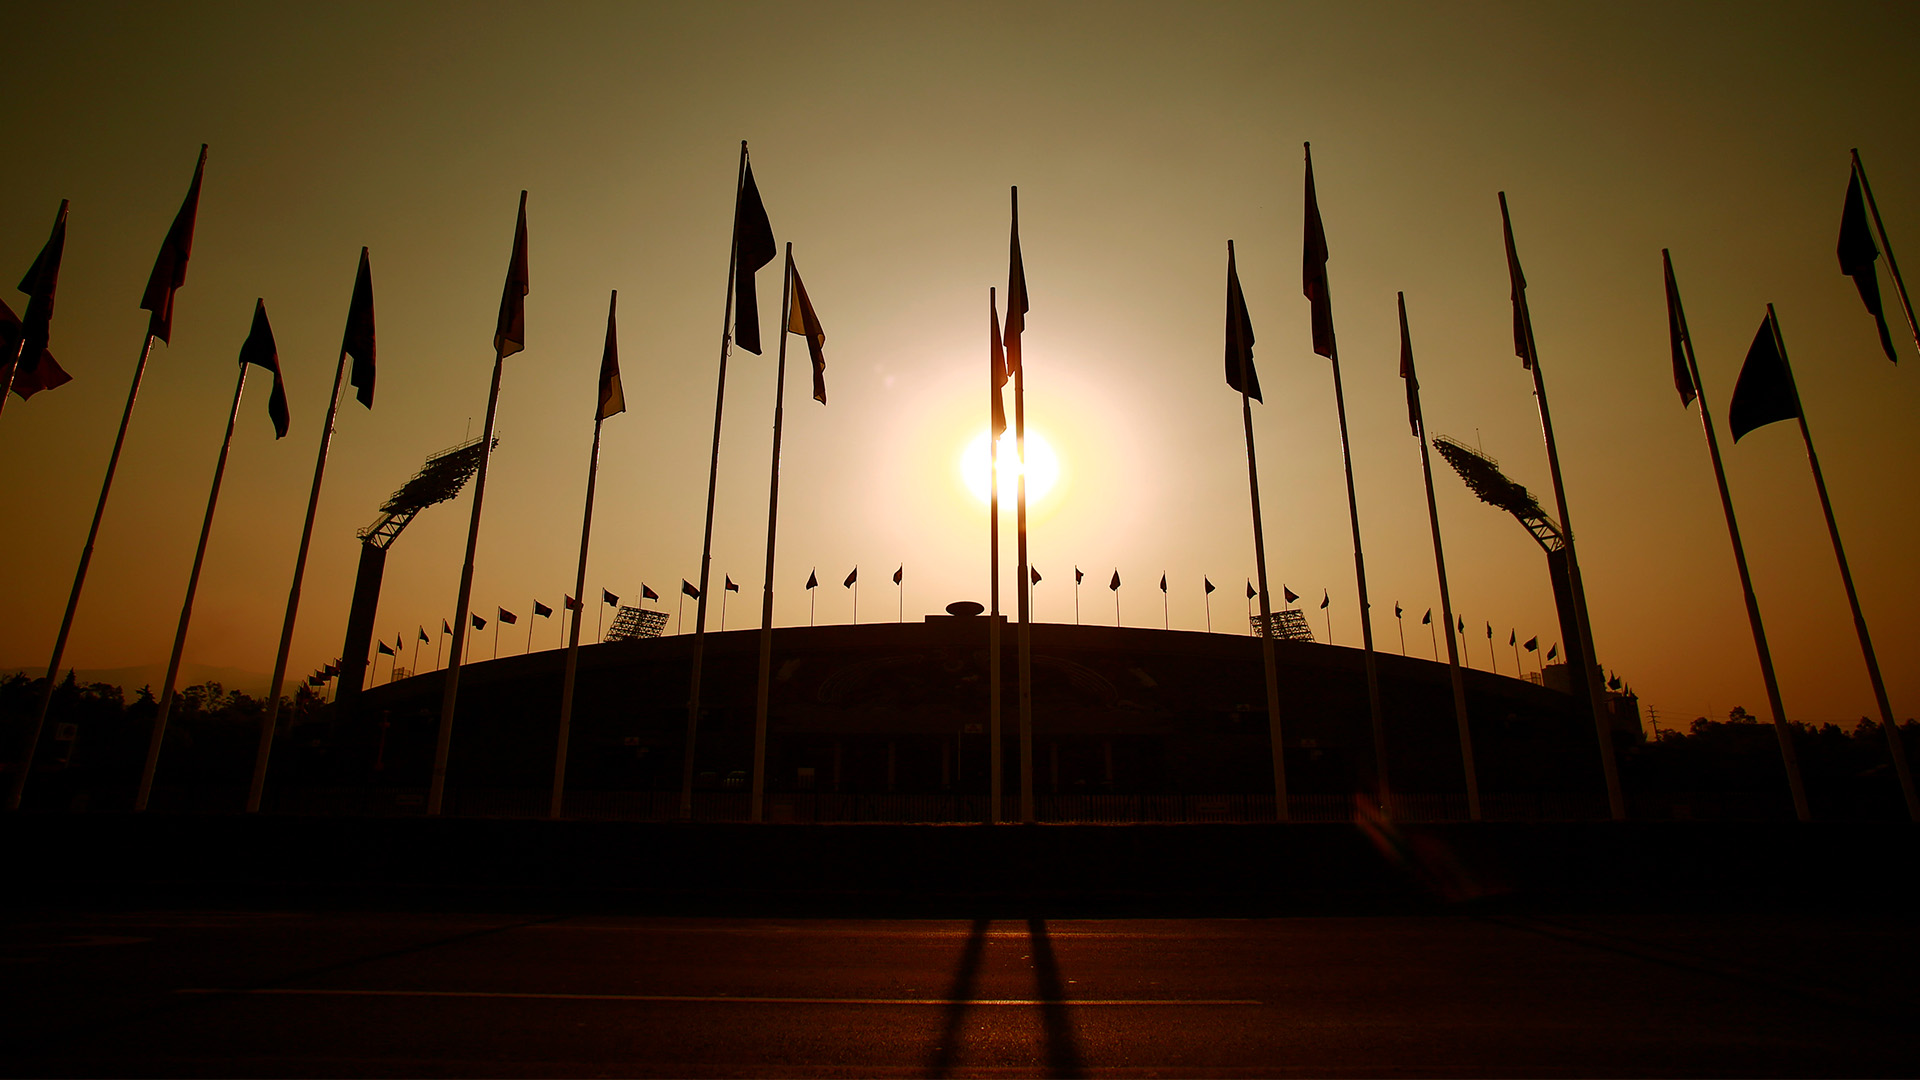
[178,988,1261,1006]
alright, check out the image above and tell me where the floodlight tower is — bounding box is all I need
[336,436,491,703]
[1431,434,1592,701]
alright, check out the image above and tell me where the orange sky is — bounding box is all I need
[2,1,1918,731]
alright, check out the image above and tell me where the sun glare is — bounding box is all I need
[962,429,1059,506]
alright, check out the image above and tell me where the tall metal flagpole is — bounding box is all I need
[430,190,527,817]
[135,364,248,812]
[989,288,1004,824]
[552,290,619,820]
[1501,192,1625,821]
[1767,305,1919,820]
[249,249,368,813]
[1667,255,1808,821]
[681,142,750,821]
[1010,189,1036,825]
[8,331,155,811]
[751,248,795,823]
[1402,293,1480,821]
[1852,149,1919,360]
[1230,240,1290,822]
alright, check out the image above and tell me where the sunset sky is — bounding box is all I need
[3,1,1918,732]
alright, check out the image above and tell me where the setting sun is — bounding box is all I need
[962,429,1059,506]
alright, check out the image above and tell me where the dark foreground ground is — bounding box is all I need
[4,816,1919,1076]
[5,911,1918,1077]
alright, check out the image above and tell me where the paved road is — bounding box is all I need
[4,910,1917,1076]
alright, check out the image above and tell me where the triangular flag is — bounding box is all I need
[494,191,529,360]
[681,580,701,599]
[343,247,377,408]
[142,146,206,344]
[1499,193,1536,370]
[788,260,828,404]
[1422,609,1432,625]
[1728,311,1801,442]
[1398,294,1421,436]
[725,576,740,592]
[1320,590,1330,610]
[471,613,486,630]
[1283,586,1298,605]
[1031,566,1041,585]
[604,588,621,606]
[1109,570,1121,591]
[806,570,819,590]
[843,567,857,588]
[1456,615,1464,633]
[1075,567,1084,585]
[0,296,69,400]
[1663,251,1697,406]
[441,619,452,635]
[1247,581,1256,600]
[377,640,395,656]
[1524,636,1538,652]
[1005,188,1029,375]
[990,292,1007,438]
[11,200,69,396]
[1840,168,1898,362]
[893,565,904,585]
[239,299,290,438]
[498,607,518,625]
[418,626,430,643]
[1394,602,1402,618]
[1509,629,1516,646]
[564,595,580,611]
[598,290,625,420]
[1205,578,1216,595]
[1486,621,1493,639]
[533,600,553,618]
[1224,240,1261,401]
[1547,642,1559,660]
[1159,573,1167,593]
[733,158,777,355]
[1302,143,1335,359]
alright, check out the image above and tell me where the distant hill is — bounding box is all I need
[1,662,274,698]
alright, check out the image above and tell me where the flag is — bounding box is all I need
[1524,636,1538,652]
[13,201,69,394]
[1247,581,1256,600]
[1224,241,1261,401]
[640,584,657,602]
[498,607,517,625]
[1109,570,1121,590]
[1423,609,1432,625]
[733,159,777,355]
[418,626,430,643]
[990,293,1007,438]
[1005,189,1029,374]
[843,567,857,588]
[1302,144,1335,358]
[441,619,452,635]
[533,600,553,618]
[325,662,340,677]
[606,588,622,606]
[1394,602,1402,618]
[681,579,700,599]
[1608,672,1622,691]
[1457,615,1464,634]
[1663,251,1697,406]
[806,570,819,590]
[0,297,69,399]
[725,576,740,593]
[1486,621,1493,639]
[141,146,205,344]
[471,613,486,630]
[1205,578,1216,595]
[377,640,395,656]
[598,290,625,419]
[1499,193,1535,369]
[1075,567,1084,585]
[1547,643,1559,660]
[1840,168,1897,362]
[495,191,529,360]
[893,566,903,585]
[307,675,325,687]
[1159,573,1167,593]
[343,247,376,408]
[1728,312,1801,442]
[1320,590,1330,611]
[788,260,829,404]
[1283,586,1298,605]
[1509,630,1516,646]
[239,299,290,438]
[564,595,579,611]
[1398,293,1421,436]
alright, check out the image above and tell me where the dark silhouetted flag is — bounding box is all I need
[1524,636,1538,652]
[990,294,1007,438]
[1302,145,1335,358]
[239,300,290,438]
[1499,193,1536,369]
[1729,312,1801,442]
[1486,621,1493,639]
[1321,590,1330,611]
[788,261,829,404]
[1075,567,1084,584]
[1840,169,1897,362]
[1398,294,1420,435]
[0,297,69,399]
[498,607,517,625]
[806,570,818,590]
[1109,571,1121,591]
[377,640,395,656]
[471,613,486,630]
[1005,191,1029,374]
[1457,615,1464,634]
[1423,609,1432,625]
[733,160,777,355]
[681,579,701,599]
[639,584,657,602]
[1284,586,1299,605]
[1509,630,1516,645]
[599,291,626,420]
[1395,602,1402,618]
[343,247,376,408]
[307,675,325,687]
[13,201,69,395]
[496,192,529,360]
[843,568,857,588]
[1663,251,1697,406]
[893,566,904,585]
[1224,241,1261,400]
[419,627,431,642]
[441,619,452,635]
[1159,573,1167,593]
[725,576,740,592]
[1205,578,1216,595]
[533,600,553,618]
[1247,581,1256,600]
[564,595,579,611]
[142,146,206,344]
[1608,672,1622,691]
[605,588,622,606]
[1547,643,1559,660]
[325,662,339,677]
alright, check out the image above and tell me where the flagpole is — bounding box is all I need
[249,255,361,812]
[1231,240,1289,822]
[1669,256,1808,821]
[135,363,248,812]
[552,296,614,820]
[429,191,524,817]
[1852,149,1919,360]
[682,141,749,822]
[1501,192,1626,822]
[1010,189,1036,826]
[1205,590,1212,632]
[751,248,795,823]
[989,290,1003,824]
[8,330,156,811]
[1404,294,1481,821]
[412,635,421,676]
[1769,304,1918,820]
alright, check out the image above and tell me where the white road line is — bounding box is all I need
[177,988,1261,1006]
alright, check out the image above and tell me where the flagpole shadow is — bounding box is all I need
[1028,916,1085,1078]
[925,917,990,1078]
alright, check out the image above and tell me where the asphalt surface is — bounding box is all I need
[4,911,1917,1077]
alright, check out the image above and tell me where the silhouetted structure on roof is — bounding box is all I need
[605,607,668,642]
[1252,610,1315,641]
